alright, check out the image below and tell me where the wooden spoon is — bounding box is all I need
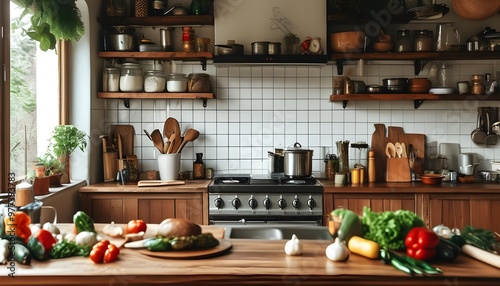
[151,129,164,154]
[166,133,176,154]
[163,117,179,139]
[394,142,403,158]
[176,128,200,153]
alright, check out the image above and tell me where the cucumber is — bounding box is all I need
[335,209,362,243]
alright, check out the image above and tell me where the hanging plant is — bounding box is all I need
[14,0,85,51]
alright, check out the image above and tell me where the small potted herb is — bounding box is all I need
[47,125,87,184]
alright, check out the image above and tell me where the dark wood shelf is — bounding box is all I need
[330,51,500,75]
[97,15,214,26]
[98,92,215,108]
[98,51,212,60]
[330,93,500,109]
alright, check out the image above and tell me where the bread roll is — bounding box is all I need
[157,218,202,237]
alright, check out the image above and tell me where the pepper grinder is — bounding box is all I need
[193,153,205,180]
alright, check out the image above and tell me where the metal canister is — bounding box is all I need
[471,74,485,95]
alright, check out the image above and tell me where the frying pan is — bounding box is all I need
[471,113,487,144]
[485,111,498,145]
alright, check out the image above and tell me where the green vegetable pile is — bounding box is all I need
[50,240,91,259]
[361,207,426,250]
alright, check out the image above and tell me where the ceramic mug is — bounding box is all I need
[457,81,470,95]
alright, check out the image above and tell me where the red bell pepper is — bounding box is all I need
[405,227,440,261]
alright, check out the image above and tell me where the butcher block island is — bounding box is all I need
[79,181,211,225]
[1,224,499,286]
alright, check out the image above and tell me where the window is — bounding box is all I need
[1,1,65,192]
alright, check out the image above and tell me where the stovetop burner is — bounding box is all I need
[212,174,317,186]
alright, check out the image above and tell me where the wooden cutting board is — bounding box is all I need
[137,180,186,187]
[111,125,135,156]
[371,124,426,182]
[371,124,387,183]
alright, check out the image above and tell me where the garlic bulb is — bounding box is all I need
[102,221,123,237]
[284,234,303,256]
[326,237,350,262]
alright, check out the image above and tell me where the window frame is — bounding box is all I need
[1,0,69,192]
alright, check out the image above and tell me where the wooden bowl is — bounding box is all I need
[420,174,444,185]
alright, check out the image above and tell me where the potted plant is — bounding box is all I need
[13,0,85,51]
[36,152,65,187]
[47,125,88,184]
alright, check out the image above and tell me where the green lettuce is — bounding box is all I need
[361,207,426,250]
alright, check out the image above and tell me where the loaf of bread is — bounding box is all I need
[157,218,202,237]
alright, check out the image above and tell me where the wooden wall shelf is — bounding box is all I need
[97,15,214,27]
[98,92,215,108]
[330,93,500,109]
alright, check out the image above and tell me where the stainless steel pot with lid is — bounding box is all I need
[283,142,313,177]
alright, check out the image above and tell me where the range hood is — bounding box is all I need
[213,0,327,66]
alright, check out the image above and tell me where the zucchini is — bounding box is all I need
[333,208,362,243]
[11,243,31,265]
[435,237,461,262]
[146,233,219,252]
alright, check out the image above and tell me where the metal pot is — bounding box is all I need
[215,40,244,56]
[251,41,270,55]
[283,142,313,177]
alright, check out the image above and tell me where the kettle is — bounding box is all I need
[436,23,460,51]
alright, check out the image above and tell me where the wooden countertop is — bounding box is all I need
[79,180,211,193]
[320,180,500,193]
[1,224,499,286]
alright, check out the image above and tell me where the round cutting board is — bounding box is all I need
[138,240,232,259]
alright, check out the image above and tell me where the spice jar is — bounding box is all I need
[413,30,433,52]
[144,70,166,92]
[395,29,412,52]
[120,63,143,92]
[103,67,120,92]
[182,26,193,52]
[166,73,188,92]
[471,74,486,95]
[193,153,205,180]
[187,73,211,92]
[195,38,210,52]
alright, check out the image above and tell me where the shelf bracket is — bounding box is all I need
[336,59,345,75]
[202,98,208,108]
[200,58,207,71]
[122,99,130,108]
[414,99,424,109]
[342,100,349,109]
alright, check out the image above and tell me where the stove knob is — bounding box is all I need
[214,197,224,209]
[307,197,317,209]
[263,197,272,209]
[248,197,258,209]
[232,197,241,209]
[278,198,287,209]
[292,197,301,209]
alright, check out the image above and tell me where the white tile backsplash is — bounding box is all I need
[107,60,500,175]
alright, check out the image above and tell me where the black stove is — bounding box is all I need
[208,174,323,225]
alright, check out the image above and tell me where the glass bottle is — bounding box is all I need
[121,160,139,183]
[193,153,205,180]
[191,0,212,15]
[485,73,497,95]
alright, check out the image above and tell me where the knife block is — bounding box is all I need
[386,158,411,182]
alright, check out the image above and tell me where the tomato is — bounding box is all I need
[90,239,119,264]
[104,244,120,263]
[33,229,57,252]
[126,219,147,234]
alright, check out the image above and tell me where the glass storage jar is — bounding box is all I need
[187,73,211,93]
[144,70,166,92]
[166,73,188,92]
[119,63,143,92]
[103,67,120,92]
[394,29,412,52]
[413,30,433,52]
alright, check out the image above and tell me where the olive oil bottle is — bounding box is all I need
[193,153,205,180]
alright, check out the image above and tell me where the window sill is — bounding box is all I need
[35,180,87,200]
